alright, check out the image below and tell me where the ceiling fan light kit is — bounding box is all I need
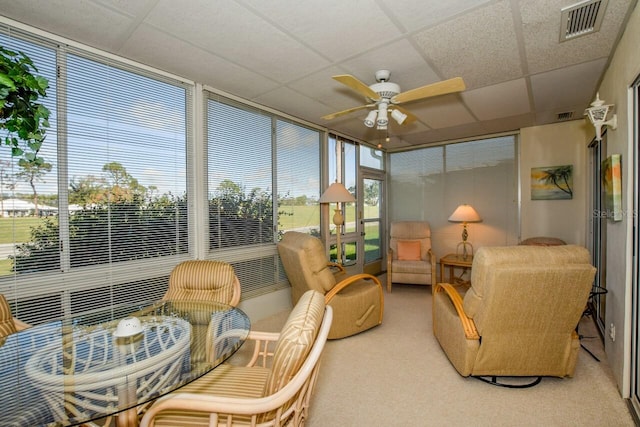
[323,70,466,132]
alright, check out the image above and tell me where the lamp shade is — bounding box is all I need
[319,182,355,204]
[448,204,481,223]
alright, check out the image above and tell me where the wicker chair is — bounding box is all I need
[432,245,596,387]
[164,260,241,306]
[0,294,30,338]
[277,231,384,339]
[387,221,437,292]
[139,290,333,427]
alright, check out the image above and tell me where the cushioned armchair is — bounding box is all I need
[139,290,332,427]
[0,294,30,338]
[164,260,241,306]
[387,221,437,292]
[162,260,242,363]
[277,231,384,339]
[432,245,596,387]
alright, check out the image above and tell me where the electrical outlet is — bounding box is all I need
[609,323,616,341]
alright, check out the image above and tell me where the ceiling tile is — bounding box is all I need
[339,39,441,91]
[530,58,607,112]
[380,0,493,32]
[461,78,530,120]
[121,24,279,99]
[0,0,136,51]
[412,0,522,89]
[145,0,330,83]
[521,0,632,74]
[241,0,402,61]
[409,95,477,129]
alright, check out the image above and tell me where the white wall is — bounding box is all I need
[520,120,592,245]
[593,1,640,397]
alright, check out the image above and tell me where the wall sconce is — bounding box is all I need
[584,93,617,142]
[448,204,482,260]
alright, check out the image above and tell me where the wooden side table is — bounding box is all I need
[439,253,473,286]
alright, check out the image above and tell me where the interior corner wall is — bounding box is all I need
[519,120,592,245]
[593,0,640,398]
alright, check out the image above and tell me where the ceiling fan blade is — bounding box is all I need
[332,75,381,101]
[321,104,371,121]
[392,77,466,104]
[392,105,418,124]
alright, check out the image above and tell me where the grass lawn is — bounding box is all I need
[0,217,45,244]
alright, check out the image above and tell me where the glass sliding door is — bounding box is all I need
[361,174,384,275]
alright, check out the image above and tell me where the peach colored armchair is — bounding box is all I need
[387,221,437,292]
[140,290,332,427]
[277,231,383,339]
[432,245,596,387]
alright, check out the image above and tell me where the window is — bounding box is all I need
[276,119,321,237]
[0,28,191,323]
[207,98,273,249]
[206,94,321,297]
[389,136,518,256]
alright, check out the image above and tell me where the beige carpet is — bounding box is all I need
[244,283,636,427]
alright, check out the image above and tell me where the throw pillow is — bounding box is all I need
[397,240,421,261]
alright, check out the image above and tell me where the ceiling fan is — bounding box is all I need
[322,70,466,130]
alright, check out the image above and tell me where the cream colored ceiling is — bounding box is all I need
[0,0,635,150]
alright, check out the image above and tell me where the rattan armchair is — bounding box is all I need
[139,290,333,427]
[0,294,30,338]
[164,260,241,306]
[432,245,596,387]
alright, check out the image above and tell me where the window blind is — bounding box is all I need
[0,27,192,324]
[389,136,518,256]
[276,119,321,237]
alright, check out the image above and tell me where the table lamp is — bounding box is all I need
[319,182,355,265]
[448,204,482,260]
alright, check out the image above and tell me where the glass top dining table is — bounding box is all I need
[0,299,250,427]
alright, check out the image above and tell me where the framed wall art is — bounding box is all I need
[531,164,573,200]
[602,154,622,221]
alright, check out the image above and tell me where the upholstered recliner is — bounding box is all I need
[387,221,437,292]
[432,245,596,386]
[277,231,384,339]
[139,290,333,427]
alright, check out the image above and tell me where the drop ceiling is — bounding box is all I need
[0,0,636,150]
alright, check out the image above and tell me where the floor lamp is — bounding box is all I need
[319,182,355,265]
[448,204,482,260]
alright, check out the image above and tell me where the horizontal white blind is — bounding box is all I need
[389,136,518,257]
[207,97,273,249]
[0,26,192,324]
[276,119,321,237]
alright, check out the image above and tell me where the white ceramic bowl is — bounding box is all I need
[113,316,144,337]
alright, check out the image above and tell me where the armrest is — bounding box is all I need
[427,248,437,284]
[13,318,31,332]
[433,283,479,340]
[243,330,281,368]
[325,273,383,303]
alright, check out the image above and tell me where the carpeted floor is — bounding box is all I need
[243,283,636,427]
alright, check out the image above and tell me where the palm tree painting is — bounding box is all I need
[531,165,573,200]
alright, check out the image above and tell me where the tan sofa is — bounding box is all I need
[277,231,384,339]
[432,245,596,386]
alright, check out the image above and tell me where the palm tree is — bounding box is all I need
[541,165,573,198]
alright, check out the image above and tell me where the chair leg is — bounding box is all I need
[473,376,542,388]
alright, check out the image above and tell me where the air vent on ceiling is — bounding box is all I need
[560,0,608,42]
[557,111,575,121]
